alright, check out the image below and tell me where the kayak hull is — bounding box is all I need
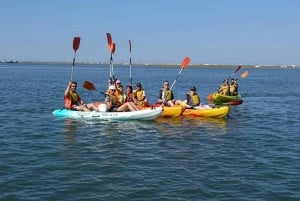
[183,105,230,118]
[161,105,185,118]
[150,104,185,118]
[53,107,163,121]
[211,93,243,105]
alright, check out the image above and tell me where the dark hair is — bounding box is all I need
[190,86,196,91]
[136,82,142,87]
[126,85,133,92]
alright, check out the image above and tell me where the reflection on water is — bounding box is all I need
[61,116,229,141]
[62,119,81,149]
[155,116,228,136]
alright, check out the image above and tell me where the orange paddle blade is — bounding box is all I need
[83,80,96,91]
[73,37,81,52]
[240,70,249,78]
[106,33,112,50]
[181,56,191,69]
[207,93,213,101]
[110,42,116,54]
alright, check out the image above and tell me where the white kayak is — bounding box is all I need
[52,106,163,121]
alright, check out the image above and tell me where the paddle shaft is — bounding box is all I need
[169,68,183,91]
[169,57,190,91]
[226,65,241,81]
[129,40,132,86]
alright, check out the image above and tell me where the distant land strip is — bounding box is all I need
[0,61,299,69]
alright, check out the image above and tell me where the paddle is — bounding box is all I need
[207,65,242,100]
[169,56,191,90]
[106,33,116,85]
[227,65,242,80]
[111,42,116,83]
[71,37,80,80]
[83,80,109,96]
[129,40,132,86]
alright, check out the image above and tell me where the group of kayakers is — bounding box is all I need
[216,78,239,96]
[64,79,204,112]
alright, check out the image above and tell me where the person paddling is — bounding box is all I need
[183,86,201,108]
[157,80,180,106]
[64,81,97,112]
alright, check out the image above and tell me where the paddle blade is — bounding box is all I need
[181,56,191,69]
[234,65,242,74]
[73,37,81,52]
[129,40,132,53]
[106,33,112,50]
[207,93,213,101]
[240,70,249,78]
[83,80,96,91]
[110,42,116,54]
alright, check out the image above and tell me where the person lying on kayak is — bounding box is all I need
[157,80,180,106]
[133,82,150,107]
[183,86,201,108]
[105,85,139,112]
[229,78,238,95]
[64,81,97,112]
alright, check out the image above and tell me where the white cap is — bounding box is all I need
[109,85,116,90]
[116,80,121,84]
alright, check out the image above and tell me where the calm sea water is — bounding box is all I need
[1,63,299,200]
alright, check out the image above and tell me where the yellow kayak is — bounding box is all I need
[160,105,185,118]
[182,105,230,118]
[142,104,184,118]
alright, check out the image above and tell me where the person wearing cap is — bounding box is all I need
[157,80,180,106]
[133,82,149,107]
[105,85,139,112]
[64,81,98,112]
[183,86,201,108]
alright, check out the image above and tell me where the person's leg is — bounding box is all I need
[86,103,98,111]
[117,104,128,112]
[129,102,139,111]
[167,100,174,106]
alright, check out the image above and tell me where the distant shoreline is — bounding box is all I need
[0,61,299,69]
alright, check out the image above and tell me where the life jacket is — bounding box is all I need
[229,84,238,95]
[186,93,200,106]
[220,85,229,95]
[124,93,135,103]
[160,88,173,101]
[110,94,119,106]
[135,90,145,101]
[64,92,81,109]
[115,86,123,97]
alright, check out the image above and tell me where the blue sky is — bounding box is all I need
[1,0,300,65]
